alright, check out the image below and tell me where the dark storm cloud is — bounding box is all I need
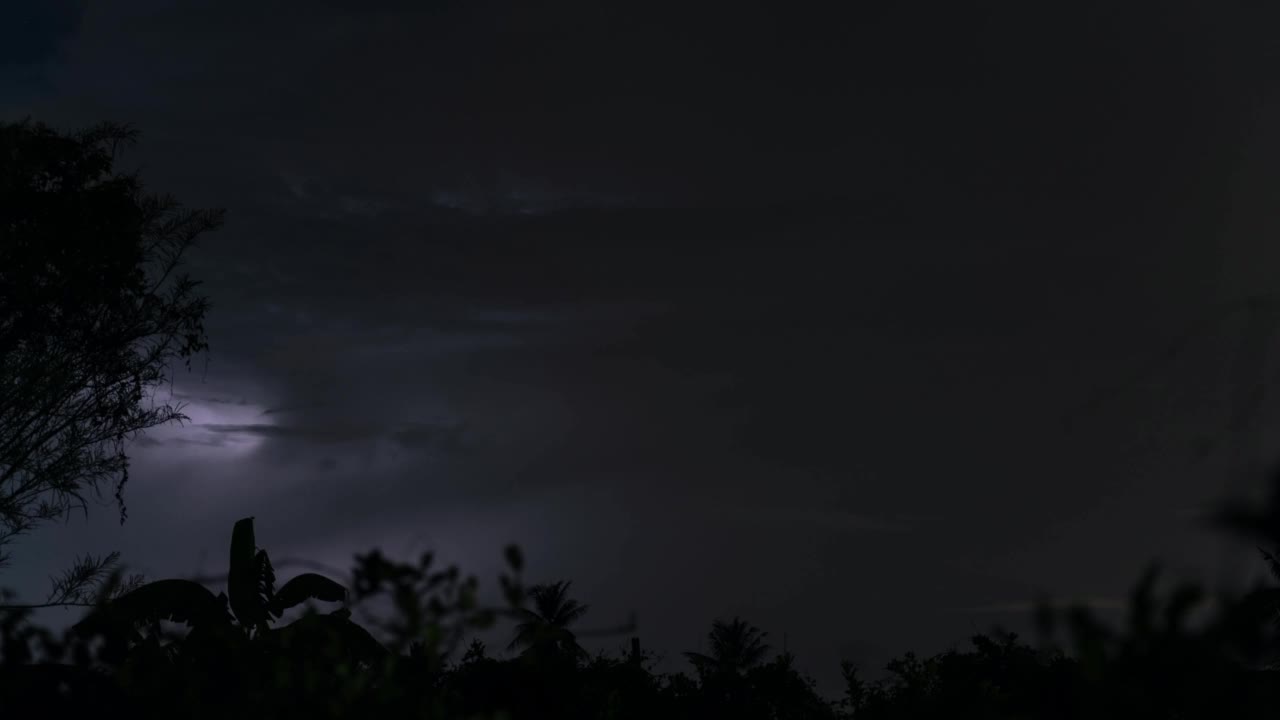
[0,1,86,65]
[6,0,1280,694]
[29,1,1261,211]
[0,1,86,105]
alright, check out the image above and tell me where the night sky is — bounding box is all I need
[5,0,1280,694]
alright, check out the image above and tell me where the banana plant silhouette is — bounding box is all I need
[73,517,386,665]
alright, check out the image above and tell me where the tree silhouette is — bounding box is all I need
[0,119,221,567]
[684,615,772,678]
[508,580,590,663]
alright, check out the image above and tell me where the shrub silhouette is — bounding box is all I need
[0,515,535,718]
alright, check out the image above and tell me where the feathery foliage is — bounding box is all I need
[0,119,220,568]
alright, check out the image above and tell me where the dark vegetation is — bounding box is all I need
[0,118,218,568]
[3,496,1280,719]
[6,121,1280,718]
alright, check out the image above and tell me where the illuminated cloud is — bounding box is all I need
[137,389,279,460]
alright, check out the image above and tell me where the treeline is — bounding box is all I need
[3,492,1280,720]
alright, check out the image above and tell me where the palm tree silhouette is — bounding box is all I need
[507,580,590,662]
[684,616,771,677]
